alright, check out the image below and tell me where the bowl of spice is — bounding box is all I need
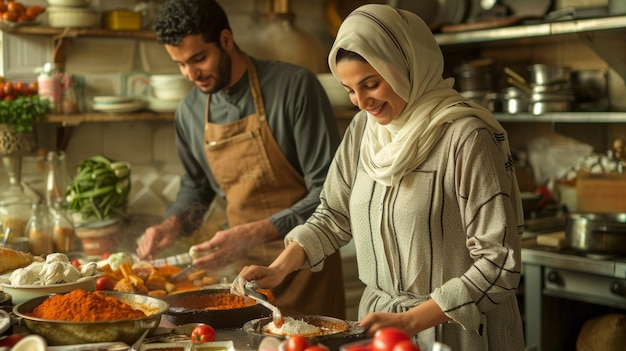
[12,289,169,346]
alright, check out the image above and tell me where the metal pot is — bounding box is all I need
[13,291,168,346]
[565,213,626,254]
[527,64,572,86]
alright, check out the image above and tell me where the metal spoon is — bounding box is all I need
[244,281,284,328]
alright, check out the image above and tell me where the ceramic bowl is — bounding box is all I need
[0,275,97,305]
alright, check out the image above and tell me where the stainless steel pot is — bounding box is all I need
[565,213,626,254]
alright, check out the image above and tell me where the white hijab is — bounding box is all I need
[328,4,513,188]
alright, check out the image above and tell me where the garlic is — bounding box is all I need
[80,262,98,277]
[10,268,38,286]
[63,264,81,282]
[40,261,66,285]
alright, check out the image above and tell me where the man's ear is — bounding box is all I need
[220,29,234,51]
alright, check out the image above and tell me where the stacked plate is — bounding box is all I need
[92,96,146,113]
[147,75,192,113]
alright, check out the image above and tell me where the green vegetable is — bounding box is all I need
[0,95,49,133]
[66,155,131,221]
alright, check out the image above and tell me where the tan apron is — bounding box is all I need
[203,57,345,318]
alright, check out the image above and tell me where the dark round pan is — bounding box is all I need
[243,316,365,351]
[163,288,270,328]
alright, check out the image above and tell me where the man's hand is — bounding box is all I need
[190,219,281,270]
[136,216,181,259]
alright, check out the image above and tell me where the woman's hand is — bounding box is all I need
[359,300,451,338]
[359,312,414,338]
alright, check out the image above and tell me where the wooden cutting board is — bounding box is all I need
[536,231,566,248]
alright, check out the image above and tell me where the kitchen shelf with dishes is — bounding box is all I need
[45,111,174,126]
[434,14,626,82]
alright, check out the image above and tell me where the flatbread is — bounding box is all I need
[0,247,35,275]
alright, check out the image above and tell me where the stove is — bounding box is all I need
[522,242,626,350]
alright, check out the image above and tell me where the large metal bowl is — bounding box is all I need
[13,291,169,346]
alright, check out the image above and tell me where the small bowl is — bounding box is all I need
[47,6,99,28]
[0,276,97,305]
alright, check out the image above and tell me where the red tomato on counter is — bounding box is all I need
[392,340,420,351]
[372,328,411,351]
[0,333,25,347]
[190,324,216,344]
[304,346,328,351]
[95,276,114,291]
[286,336,309,351]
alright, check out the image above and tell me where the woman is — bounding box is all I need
[232,4,525,350]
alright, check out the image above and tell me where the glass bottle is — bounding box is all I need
[26,202,54,256]
[45,151,71,209]
[0,155,34,238]
[52,203,76,253]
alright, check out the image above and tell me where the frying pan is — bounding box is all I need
[163,288,270,328]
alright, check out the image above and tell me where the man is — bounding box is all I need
[136,0,346,318]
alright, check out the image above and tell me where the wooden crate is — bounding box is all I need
[577,171,626,213]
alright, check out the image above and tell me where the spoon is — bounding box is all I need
[244,281,284,328]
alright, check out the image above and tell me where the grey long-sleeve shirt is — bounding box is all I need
[166,58,341,236]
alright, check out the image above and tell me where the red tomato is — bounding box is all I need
[285,336,309,351]
[392,340,420,351]
[95,276,114,291]
[71,259,81,268]
[303,346,327,351]
[190,324,216,344]
[372,328,411,351]
[0,334,25,347]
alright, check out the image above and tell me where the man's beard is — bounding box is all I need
[204,47,232,94]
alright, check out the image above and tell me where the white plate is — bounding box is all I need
[93,95,137,104]
[0,309,10,335]
[93,100,146,113]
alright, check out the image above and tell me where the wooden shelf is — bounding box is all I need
[1,25,156,40]
[45,111,174,126]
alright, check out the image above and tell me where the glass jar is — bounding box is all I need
[45,151,71,209]
[26,202,54,256]
[51,204,76,253]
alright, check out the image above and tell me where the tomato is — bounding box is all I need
[372,328,411,351]
[0,333,25,347]
[285,335,309,351]
[190,324,216,344]
[95,276,114,291]
[71,259,81,268]
[3,81,13,96]
[345,344,374,351]
[392,340,420,351]
[303,346,327,351]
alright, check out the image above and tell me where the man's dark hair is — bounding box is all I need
[154,0,232,46]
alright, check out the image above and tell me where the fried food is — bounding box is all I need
[0,247,35,274]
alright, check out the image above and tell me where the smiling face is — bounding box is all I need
[164,32,232,94]
[336,59,407,125]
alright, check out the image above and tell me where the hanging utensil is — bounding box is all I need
[244,281,284,328]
